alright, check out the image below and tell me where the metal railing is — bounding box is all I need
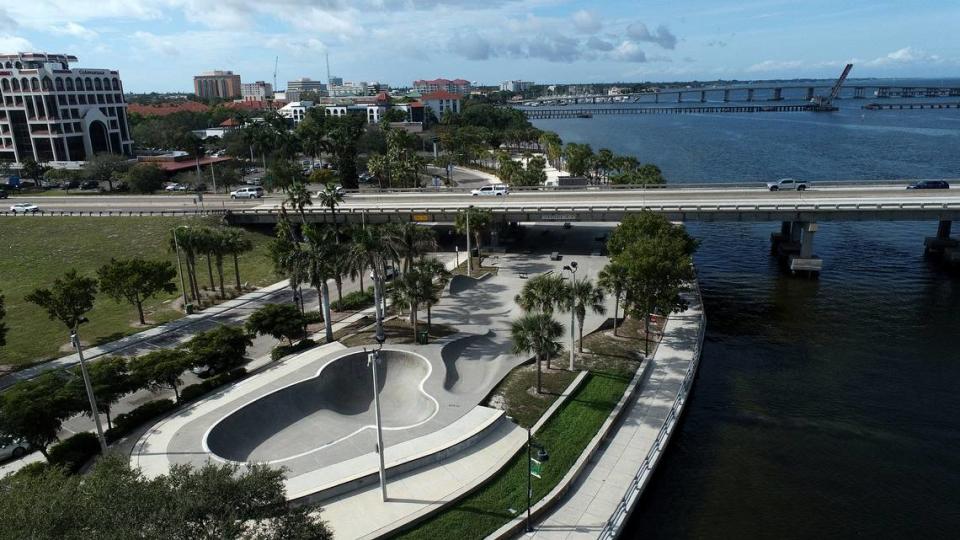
[0,209,229,217]
[596,280,708,540]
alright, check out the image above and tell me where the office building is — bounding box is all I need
[193,70,242,99]
[413,78,472,94]
[500,80,534,92]
[241,81,273,101]
[286,78,328,101]
[0,52,133,163]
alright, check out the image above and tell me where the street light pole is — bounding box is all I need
[71,328,107,453]
[172,227,188,309]
[466,206,472,276]
[527,427,533,532]
[368,348,387,502]
[564,262,578,371]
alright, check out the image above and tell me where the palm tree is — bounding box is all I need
[390,269,430,340]
[316,182,344,227]
[598,262,628,337]
[515,273,569,315]
[414,257,452,332]
[271,214,309,315]
[454,207,491,269]
[210,228,229,298]
[224,228,253,291]
[348,225,402,337]
[570,278,606,353]
[302,224,335,342]
[393,223,438,273]
[511,313,564,394]
[286,182,312,223]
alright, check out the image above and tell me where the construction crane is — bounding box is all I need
[811,63,853,111]
[273,56,279,94]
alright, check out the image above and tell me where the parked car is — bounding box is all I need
[471,184,510,196]
[230,186,264,199]
[907,180,950,190]
[165,183,188,192]
[190,364,218,379]
[0,189,7,199]
[767,178,809,191]
[80,180,100,190]
[358,172,375,184]
[60,180,81,190]
[0,434,30,462]
[370,266,398,281]
[10,202,39,213]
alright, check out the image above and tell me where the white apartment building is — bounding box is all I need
[241,81,273,101]
[0,52,133,164]
[278,101,314,125]
[500,80,533,92]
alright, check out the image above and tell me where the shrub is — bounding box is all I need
[48,432,101,474]
[106,399,176,443]
[331,288,374,312]
[271,339,317,362]
[13,461,51,478]
[303,311,324,324]
[178,383,208,403]
[180,368,249,402]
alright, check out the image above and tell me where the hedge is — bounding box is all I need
[48,432,101,474]
[105,399,176,443]
[179,367,248,402]
[271,339,317,362]
[331,288,374,312]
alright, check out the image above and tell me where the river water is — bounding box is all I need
[533,95,960,538]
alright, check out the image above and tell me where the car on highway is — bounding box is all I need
[907,180,950,190]
[358,172,375,184]
[0,189,7,199]
[767,178,809,191]
[165,183,188,192]
[0,434,30,462]
[471,184,510,196]
[231,186,264,199]
[9,202,39,213]
[318,185,345,197]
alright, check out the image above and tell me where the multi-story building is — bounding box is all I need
[193,71,241,99]
[500,80,534,92]
[327,81,371,98]
[241,81,273,101]
[278,101,314,126]
[327,76,343,88]
[413,78,472,95]
[420,91,462,120]
[0,52,133,163]
[286,78,328,102]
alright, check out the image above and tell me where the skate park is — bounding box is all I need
[131,226,615,507]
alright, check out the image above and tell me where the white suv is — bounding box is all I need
[767,178,809,191]
[471,184,509,197]
[230,186,264,199]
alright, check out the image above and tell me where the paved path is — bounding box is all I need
[527,290,704,539]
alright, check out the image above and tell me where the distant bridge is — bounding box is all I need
[523,104,817,119]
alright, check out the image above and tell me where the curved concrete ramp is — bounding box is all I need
[448,273,490,296]
[441,332,502,395]
[205,349,437,463]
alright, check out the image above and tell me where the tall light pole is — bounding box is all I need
[172,226,189,310]
[466,205,473,276]
[563,262,578,371]
[71,324,107,453]
[368,329,388,501]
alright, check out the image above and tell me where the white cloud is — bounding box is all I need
[866,47,941,66]
[50,22,99,40]
[0,34,33,52]
[612,41,647,63]
[746,59,806,72]
[626,22,677,50]
[571,10,601,34]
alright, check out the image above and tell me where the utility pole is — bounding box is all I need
[172,227,188,308]
[466,206,472,276]
[564,262,578,371]
[72,327,107,453]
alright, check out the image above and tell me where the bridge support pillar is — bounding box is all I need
[677,92,682,103]
[772,88,782,101]
[723,89,730,102]
[747,88,754,102]
[805,87,814,101]
[854,87,865,99]
[924,220,958,257]
[789,222,822,276]
[655,93,660,103]
[699,90,706,103]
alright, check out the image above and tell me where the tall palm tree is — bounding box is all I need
[598,262,628,337]
[414,257,452,332]
[303,224,335,343]
[454,207,491,268]
[286,182,312,223]
[316,182,344,227]
[393,223,438,273]
[348,225,402,338]
[210,228,229,298]
[271,214,308,315]
[515,273,569,315]
[570,278,606,353]
[390,269,430,340]
[224,228,253,291]
[511,313,564,394]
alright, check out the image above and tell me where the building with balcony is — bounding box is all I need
[0,52,133,163]
[413,78,472,94]
[420,91,462,121]
[193,71,242,99]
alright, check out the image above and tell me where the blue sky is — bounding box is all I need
[1,0,957,92]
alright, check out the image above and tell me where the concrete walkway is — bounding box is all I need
[526,290,705,539]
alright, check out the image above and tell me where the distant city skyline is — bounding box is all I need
[1,0,957,93]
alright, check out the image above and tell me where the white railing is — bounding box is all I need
[596,280,707,540]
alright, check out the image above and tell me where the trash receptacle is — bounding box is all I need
[417,330,429,345]
[185,303,194,315]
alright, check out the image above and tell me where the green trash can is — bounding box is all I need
[185,303,194,315]
[417,330,429,345]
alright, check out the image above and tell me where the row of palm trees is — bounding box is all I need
[170,226,254,304]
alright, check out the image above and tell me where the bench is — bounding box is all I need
[550,252,561,261]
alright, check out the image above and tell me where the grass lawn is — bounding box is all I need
[483,363,578,429]
[0,217,278,370]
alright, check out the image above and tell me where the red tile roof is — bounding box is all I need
[151,156,233,173]
[127,101,210,116]
[223,99,283,111]
[420,91,463,101]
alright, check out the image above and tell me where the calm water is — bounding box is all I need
[534,103,960,537]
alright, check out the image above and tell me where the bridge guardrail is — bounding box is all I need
[0,209,229,218]
[595,279,707,540]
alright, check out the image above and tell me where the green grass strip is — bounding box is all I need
[394,368,634,540]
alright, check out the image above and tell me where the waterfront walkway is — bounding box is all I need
[527,290,705,539]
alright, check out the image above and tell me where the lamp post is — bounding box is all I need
[465,205,473,276]
[526,427,549,532]
[172,226,189,309]
[563,262,578,371]
[71,324,107,453]
[368,328,388,501]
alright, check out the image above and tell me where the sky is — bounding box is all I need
[1,0,958,92]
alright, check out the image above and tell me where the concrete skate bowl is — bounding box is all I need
[441,333,504,396]
[204,349,438,464]
[448,273,492,296]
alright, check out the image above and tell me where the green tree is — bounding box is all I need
[246,303,306,345]
[223,228,254,291]
[286,182,312,222]
[83,153,129,191]
[25,269,98,332]
[266,158,305,193]
[302,224,336,343]
[348,225,403,336]
[97,258,177,325]
[514,273,569,315]
[65,356,131,429]
[510,313,564,394]
[563,143,594,177]
[128,349,191,402]
[326,115,367,189]
[454,207,492,265]
[570,277,606,353]
[0,371,76,460]
[394,222,437,273]
[414,257,451,332]
[19,158,48,181]
[539,131,563,169]
[0,453,333,539]
[125,162,166,193]
[607,211,698,258]
[598,262,629,337]
[186,325,252,374]
[522,155,548,186]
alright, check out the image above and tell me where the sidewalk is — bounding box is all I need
[527,290,705,539]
